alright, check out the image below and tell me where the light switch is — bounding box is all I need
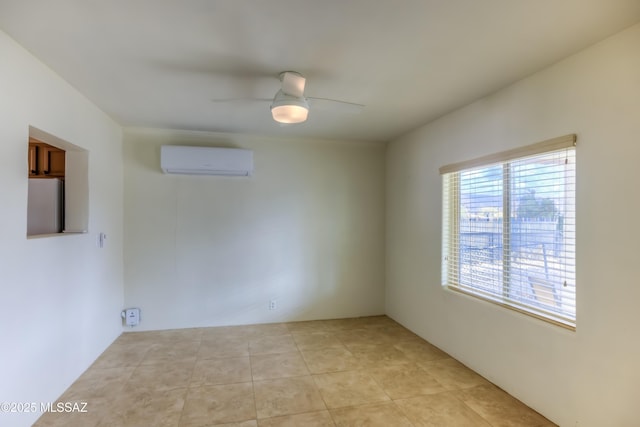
[97,232,107,248]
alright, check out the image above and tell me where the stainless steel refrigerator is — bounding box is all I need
[27,178,64,235]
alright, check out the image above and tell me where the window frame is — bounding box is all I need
[440,134,577,330]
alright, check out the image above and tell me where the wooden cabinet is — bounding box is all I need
[28,138,65,178]
[28,144,38,176]
[42,145,66,176]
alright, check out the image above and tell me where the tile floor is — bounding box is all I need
[34,316,555,426]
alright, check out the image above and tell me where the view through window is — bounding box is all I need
[442,137,576,328]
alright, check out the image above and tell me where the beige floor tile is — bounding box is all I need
[366,363,446,399]
[257,410,334,427]
[242,323,291,338]
[330,401,413,426]
[318,318,364,331]
[91,342,151,369]
[313,370,390,409]
[98,386,187,427]
[301,347,360,374]
[285,320,336,334]
[253,376,326,419]
[141,341,200,365]
[37,316,554,427]
[332,316,394,330]
[418,358,490,390]
[291,331,345,351]
[362,322,406,333]
[335,329,393,348]
[119,328,203,343]
[337,341,378,353]
[249,335,298,355]
[456,384,554,427]
[70,365,134,385]
[395,392,492,427]
[191,357,252,386]
[33,411,101,427]
[198,337,249,359]
[393,339,450,363]
[251,352,309,380]
[128,361,194,391]
[200,325,251,340]
[180,383,255,426]
[113,331,164,346]
[60,366,135,401]
[203,323,289,340]
[212,421,258,427]
[154,328,204,342]
[371,326,421,343]
[34,395,119,427]
[357,315,401,328]
[72,398,113,423]
[349,345,412,369]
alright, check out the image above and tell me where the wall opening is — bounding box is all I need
[27,126,89,237]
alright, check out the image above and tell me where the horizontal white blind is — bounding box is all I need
[440,134,576,175]
[442,145,576,328]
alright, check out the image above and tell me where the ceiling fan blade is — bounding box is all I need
[281,71,306,97]
[307,97,365,114]
[211,97,272,103]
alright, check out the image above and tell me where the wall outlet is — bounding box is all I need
[269,299,277,310]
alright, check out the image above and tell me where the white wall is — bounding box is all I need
[386,23,640,426]
[123,128,386,330]
[0,31,124,427]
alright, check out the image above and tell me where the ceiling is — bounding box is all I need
[1,1,639,143]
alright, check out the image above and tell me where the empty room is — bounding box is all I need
[1,1,640,426]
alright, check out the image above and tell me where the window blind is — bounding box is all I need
[442,135,576,329]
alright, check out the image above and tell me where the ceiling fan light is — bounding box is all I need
[271,104,309,124]
[271,90,309,124]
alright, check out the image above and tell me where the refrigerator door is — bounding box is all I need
[27,178,63,235]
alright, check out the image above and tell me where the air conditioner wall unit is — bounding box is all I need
[160,145,253,176]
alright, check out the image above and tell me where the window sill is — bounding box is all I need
[27,230,87,239]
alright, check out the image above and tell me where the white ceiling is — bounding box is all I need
[1,1,639,142]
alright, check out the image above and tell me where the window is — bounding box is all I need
[441,135,576,329]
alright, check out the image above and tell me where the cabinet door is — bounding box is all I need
[45,148,65,177]
[28,144,38,176]
[28,141,66,177]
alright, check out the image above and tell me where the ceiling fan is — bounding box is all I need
[213,71,365,124]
